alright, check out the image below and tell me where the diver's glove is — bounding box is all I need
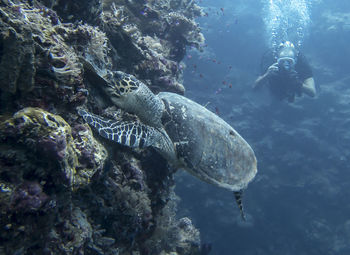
[266,63,279,76]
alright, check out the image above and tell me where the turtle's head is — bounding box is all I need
[112,71,141,96]
[101,71,141,107]
[102,71,165,128]
[113,71,129,81]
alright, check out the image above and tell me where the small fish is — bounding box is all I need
[199,74,204,78]
[187,55,192,59]
[228,65,232,69]
[215,88,222,94]
[229,83,232,88]
[212,59,216,63]
[222,81,226,85]
[140,7,148,16]
[193,64,197,69]
[220,7,224,12]
[215,107,220,115]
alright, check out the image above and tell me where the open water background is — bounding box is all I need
[175,0,350,254]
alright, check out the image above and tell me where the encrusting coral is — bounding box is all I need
[0,107,107,188]
[0,107,108,254]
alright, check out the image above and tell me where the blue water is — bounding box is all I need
[175,0,350,254]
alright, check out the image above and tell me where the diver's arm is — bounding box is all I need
[253,73,269,90]
[253,63,279,90]
[301,77,316,97]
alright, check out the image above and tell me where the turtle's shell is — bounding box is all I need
[159,92,257,191]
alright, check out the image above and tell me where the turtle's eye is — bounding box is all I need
[229,130,236,137]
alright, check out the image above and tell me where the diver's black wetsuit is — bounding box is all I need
[261,51,313,101]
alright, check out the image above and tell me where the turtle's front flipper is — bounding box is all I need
[234,190,246,221]
[78,108,152,147]
[78,109,177,162]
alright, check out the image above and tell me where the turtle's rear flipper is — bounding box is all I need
[77,109,176,163]
[234,190,246,221]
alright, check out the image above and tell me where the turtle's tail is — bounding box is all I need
[234,190,246,221]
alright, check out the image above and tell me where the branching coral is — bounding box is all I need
[166,11,205,49]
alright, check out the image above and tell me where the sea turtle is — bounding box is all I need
[78,68,257,220]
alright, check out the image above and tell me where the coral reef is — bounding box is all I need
[0,0,111,113]
[0,0,206,254]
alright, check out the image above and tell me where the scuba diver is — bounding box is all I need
[253,41,316,102]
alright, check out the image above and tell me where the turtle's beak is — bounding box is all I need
[114,71,126,79]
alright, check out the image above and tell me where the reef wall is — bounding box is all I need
[0,0,206,254]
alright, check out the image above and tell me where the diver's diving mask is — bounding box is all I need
[277,45,297,72]
[276,41,298,72]
[277,56,296,71]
